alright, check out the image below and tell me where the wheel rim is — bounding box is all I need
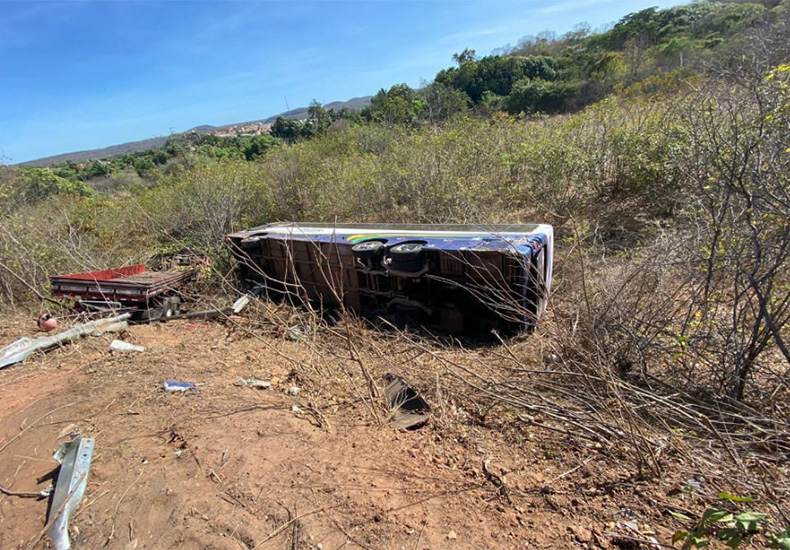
[394,243,422,253]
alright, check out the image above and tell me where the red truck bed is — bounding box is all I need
[50,264,199,304]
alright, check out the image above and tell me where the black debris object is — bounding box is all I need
[384,373,430,430]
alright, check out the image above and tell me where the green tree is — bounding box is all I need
[9,167,94,207]
[436,55,559,103]
[80,160,113,180]
[452,48,477,66]
[421,82,469,123]
[302,100,333,138]
[270,117,304,144]
[506,78,578,113]
[243,134,280,160]
[366,84,425,125]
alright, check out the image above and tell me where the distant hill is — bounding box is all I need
[237,95,373,128]
[21,96,372,167]
[22,136,171,167]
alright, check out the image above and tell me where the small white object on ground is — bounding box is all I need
[110,340,145,353]
[234,376,271,389]
[232,294,251,314]
[163,380,197,393]
[286,326,308,341]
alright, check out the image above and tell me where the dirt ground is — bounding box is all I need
[0,311,693,550]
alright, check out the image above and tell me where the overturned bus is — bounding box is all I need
[226,223,553,334]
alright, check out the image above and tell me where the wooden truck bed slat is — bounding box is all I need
[50,264,200,303]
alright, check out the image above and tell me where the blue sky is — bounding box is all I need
[1,0,682,163]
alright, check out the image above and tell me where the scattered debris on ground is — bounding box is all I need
[234,376,272,390]
[0,314,130,370]
[0,308,786,549]
[162,380,198,393]
[384,373,431,430]
[47,435,94,550]
[109,340,145,353]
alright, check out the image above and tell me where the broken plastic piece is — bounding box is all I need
[38,313,59,332]
[109,340,145,353]
[232,294,251,314]
[47,435,95,550]
[0,313,131,371]
[230,284,265,314]
[384,373,430,430]
[163,380,197,393]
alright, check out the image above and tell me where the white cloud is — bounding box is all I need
[538,0,615,15]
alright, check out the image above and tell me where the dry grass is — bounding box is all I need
[217,228,790,532]
[2,66,789,541]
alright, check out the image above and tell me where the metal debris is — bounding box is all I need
[0,313,131,371]
[161,306,232,322]
[50,262,201,318]
[384,373,430,430]
[47,435,95,550]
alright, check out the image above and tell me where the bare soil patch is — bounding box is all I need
[0,313,712,549]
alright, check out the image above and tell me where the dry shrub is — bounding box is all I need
[1,57,788,523]
[136,160,273,254]
[0,195,149,308]
[227,251,789,519]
